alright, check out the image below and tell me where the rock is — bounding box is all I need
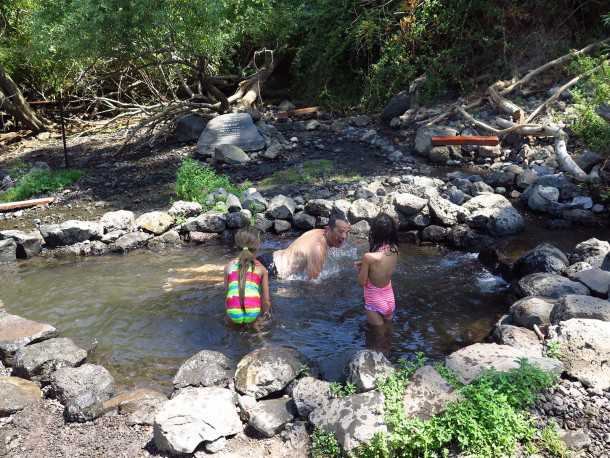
[561,208,599,225]
[350,220,371,238]
[235,347,307,399]
[513,243,569,278]
[13,337,87,381]
[248,398,296,438]
[242,188,268,213]
[293,212,316,230]
[43,240,109,258]
[181,212,227,233]
[470,181,495,195]
[262,140,283,160]
[39,220,103,247]
[254,213,273,232]
[112,232,152,252]
[350,115,372,127]
[197,113,265,154]
[110,388,168,426]
[305,120,320,130]
[560,428,591,451]
[510,296,556,329]
[573,268,610,297]
[152,229,182,245]
[278,100,295,111]
[570,196,593,210]
[309,391,386,451]
[50,364,116,422]
[571,238,610,267]
[448,188,467,205]
[0,238,16,262]
[428,196,467,226]
[346,350,394,392]
[267,195,296,220]
[173,350,234,390]
[447,225,494,252]
[0,312,57,362]
[175,113,207,142]
[445,343,563,384]
[463,193,524,236]
[393,193,427,216]
[292,377,332,417]
[528,185,560,213]
[214,144,251,165]
[415,126,457,155]
[516,169,539,190]
[135,211,173,235]
[304,199,334,217]
[226,210,251,229]
[0,376,42,416]
[550,294,610,323]
[402,366,460,420]
[153,387,242,454]
[100,210,135,232]
[348,199,380,223]
[576,149,603,172]
[168,201,202,218]
[103,231,126,244]
[204,436,227,454]
[381,91,410,124]
[0,230,43,258]
[553,319,610,390]
[517,273,590,299]
[563,261,593,280]
[421,225,448,243]
[429,146,451,164]
[274,220,292,233]
[493,325,542,356]
[478,145,502,159]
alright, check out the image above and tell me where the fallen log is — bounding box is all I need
[276,106,320,119]
[0,197,55,212]
[432,135,499,146]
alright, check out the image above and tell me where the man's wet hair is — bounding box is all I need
[328,209,349,228]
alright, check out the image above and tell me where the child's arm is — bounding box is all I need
[357,254,372,287]
[260,268,272,316]
[223,264,229,294]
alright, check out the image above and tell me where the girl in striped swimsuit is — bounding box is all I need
[224,229,271,325]
[355,214,399,328]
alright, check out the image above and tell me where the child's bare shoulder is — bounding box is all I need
[363,252,380,263]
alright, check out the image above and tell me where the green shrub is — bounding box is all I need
[329,382,357,398]
[0,169,83,202]
[311,428,341,458]
[175,158,247,209]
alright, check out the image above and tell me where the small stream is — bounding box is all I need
[1,216,608,393]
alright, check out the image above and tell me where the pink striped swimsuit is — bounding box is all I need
[363,245,396,318]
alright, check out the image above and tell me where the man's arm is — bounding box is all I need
[260,268,272,314]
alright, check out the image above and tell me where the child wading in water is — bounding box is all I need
[224,229,272,325]
[355,213,398,352]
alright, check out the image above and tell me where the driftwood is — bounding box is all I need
[0,197,55,212]
[276,106,320,119]
[488,85,524,123]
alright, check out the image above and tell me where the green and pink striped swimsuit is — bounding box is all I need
[225,262,262,324]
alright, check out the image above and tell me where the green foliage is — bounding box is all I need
[546,340,563,359]
[175,158,246,209]
[258,159,333,189]
[433,363,463,389]
[539,421,570,458]
[311,428,341,458]
[0,169,83,202]
[329,382,357,398]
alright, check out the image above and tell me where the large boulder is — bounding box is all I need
[112,232,152,253]
[234,347,307,399]
[168,201,202,218]
[0,376,42,416]
[428,196,467,227]
[304,199,334,217]
[345,350,394,392]
[447,225,494,252]
[512,243,569,278]
[509,296,556,329]
[492,325,542,357]
[154,387,242,454]
[39,220,103,248]
[175,113,207,142]
[226,210,251,229]
[105,388,167,426]
[445,343,562,384]
[214,144,251,165]
[173,350,234,390]
[381,91,410,124]
[463,194,523,236]
[248,397,296,438]
[551,319,610,390]
[197,112,265,155]
[309,391,386,452]
[402,366,460,421]
[135,211,173,235]
[550,295,610,323]
[414,126,457,155]
[393,193,428,216]
[0,230,43,258]
[348,199,380,223]
[181,211,227,233]
[573,268,610,297]
[0,312,57,362]
[13,337,87,381]
[267,195,296,220]
[0,238,16,262]
[242,188,268,213]
[291,377,332,417]
[293,212,316,231]
[100,210,135,232]
[50,364,116,422]
[517,273,590,299]
[527,185,560,213]
[570,238,610,267]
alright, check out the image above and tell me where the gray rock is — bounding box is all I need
[112,232,152,253]
[493,325,542,356]
[309,391,386,451]
[414,126,457,155]
[0,230,43,258]
[135,211,173,235]
[528,185,560,213]
[292,377,332,417]
[13,337,87,381]
[576,149,603,172]
[445,343,563,385]
[248,398,296,438]
[350,220,371,238]
[114,388,168,426]
[570,196,593,210]
[263,140,283,160]
[242,188,268,213]
[226,194,242,212]
[517,273,590,298]
[510,296,556,329]
[0,312,57,362]
[470,181,495,195]
[254,213,273,232]
[305,120,320,131]
[421,225,449,243]
[50,364,116,422]
[346,350,394,392]
[573,268,610,297]
[304,199,334,217]
[168,201,202,218]
[45,240,109,258]
[293,212,316,231]
[234,347,307,399]
[381,91,410,124]
[571,238,610,267]
[173,350,234,390]
[563,261,593,280]
[204,436,227,454]
[447,225,495,252]
[393,193,427,216]
[197,113,265,154]
[560,429,591,451]
[226,210,251,229]
[429,146,451,164]
[152,229,181,245]
[0,376,42,416]
[513,243,569,278]
[550,294,610,323]
[102,230,125,244]
[100,210,135,232]
[463,193,523,236]
[516,169,539,190]
[214,144,251,165]
[274,220,292,233]
[153,387,242,454]
[348,199,379,223]
[267,195,296,220]
[402,366,460,420]
[181,212,227,233]
[0,238,16,262]
[428,196,467,226]
[39,220,104,248]
[175,113,207,142]
[479,145,501,159]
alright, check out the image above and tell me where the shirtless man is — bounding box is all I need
[257,211,351,279]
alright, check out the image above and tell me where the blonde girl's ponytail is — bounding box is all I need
[234,229,261,308]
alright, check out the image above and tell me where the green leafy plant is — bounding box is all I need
[258,159,334,189]
[329,381,357,398]
[433,363,464,389]
[0,169,83,202]
[538,420,570,458]
[546,340,563,359]
[311,428,341,458]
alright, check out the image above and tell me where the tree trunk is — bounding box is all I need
[0,64,47,131]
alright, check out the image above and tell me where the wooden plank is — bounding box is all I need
[0,197,55,212]
[276,106,320,119]
[431,135,500,146]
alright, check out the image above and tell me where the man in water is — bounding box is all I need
[257,211,351,280]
